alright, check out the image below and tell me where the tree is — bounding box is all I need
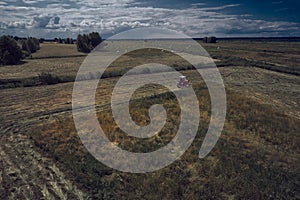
[0,35,23,65]
[65,38,73,44]
[14,36,20,41]
[77,34,91,53]
[21,37,40,54]
[207,36,217,43]
[39,38,45,43]
[27,38,40,53]
[65,38,70,44]
[89,32,102,47]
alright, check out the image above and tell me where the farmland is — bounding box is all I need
[0,40,299,199]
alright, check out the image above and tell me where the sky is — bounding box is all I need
[0,0,299,38]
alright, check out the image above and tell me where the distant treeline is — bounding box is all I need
[194,37,300,42]
[202,36,217,43]
[53,38,75,44]
[2,32,299,66]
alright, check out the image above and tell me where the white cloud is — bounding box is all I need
[29,15,52,28]
[22,0,46,4]
[197,4,240,11]
[0,0,299,38]
[191,3,206,7]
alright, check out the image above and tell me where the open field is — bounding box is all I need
[0,40,299,199]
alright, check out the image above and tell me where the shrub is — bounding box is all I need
[38,72,61,85]
[0,35,23,65]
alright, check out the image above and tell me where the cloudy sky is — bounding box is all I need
[0,0,299,38]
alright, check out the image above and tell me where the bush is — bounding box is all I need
[0,35,23,65]
[38,72,61,85]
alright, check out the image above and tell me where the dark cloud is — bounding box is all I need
[31,15,52,28]
[53,16,60,24]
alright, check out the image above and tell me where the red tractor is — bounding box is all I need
[177,76,191,88]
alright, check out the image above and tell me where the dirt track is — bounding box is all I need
[0,133,88,200]
[0,82,89,199]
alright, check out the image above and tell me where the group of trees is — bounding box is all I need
[0,32,102,65]
[0,36,23,65]
[203,36,217,43]
[21,37,40,55]
[54,38,74,44]
[76,32,102,53]
[0,35,40,65]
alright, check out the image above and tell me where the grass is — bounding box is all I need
[31,43,86,59]
[1,40,299,88]
[0,73,75,89]
[202,41,300,75]
[0,48,197,89]
[30,81,300,199]
[214,55,300,75]
[1,40,299,199]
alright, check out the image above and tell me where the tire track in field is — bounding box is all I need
[0,133,88,200]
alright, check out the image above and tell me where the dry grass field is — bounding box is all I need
[0,40,299,199]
